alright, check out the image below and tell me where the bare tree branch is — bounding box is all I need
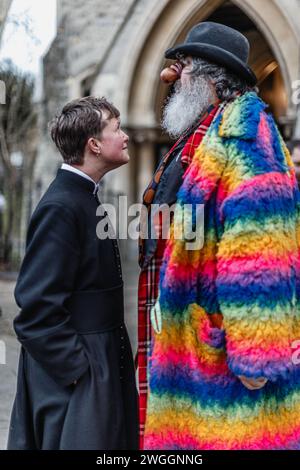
[0,60,37,268]
[0,121,12,172]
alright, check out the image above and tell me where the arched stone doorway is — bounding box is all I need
[124,0,299,201]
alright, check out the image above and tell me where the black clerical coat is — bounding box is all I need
[7,169,138,450]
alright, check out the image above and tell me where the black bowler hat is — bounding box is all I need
[165,21,257,85]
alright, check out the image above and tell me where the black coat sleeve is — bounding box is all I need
[14,202,89,387]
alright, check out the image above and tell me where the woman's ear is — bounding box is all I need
[87,137,102,155]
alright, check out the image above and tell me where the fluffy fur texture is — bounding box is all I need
[144,92,300,450]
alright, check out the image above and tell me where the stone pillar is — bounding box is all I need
[293,107,300,139]
[0,0,12,43]
[136,139,155,203]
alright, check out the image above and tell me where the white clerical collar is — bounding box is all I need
[61,163,99,195]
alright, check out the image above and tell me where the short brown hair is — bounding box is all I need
[49,96,120,164]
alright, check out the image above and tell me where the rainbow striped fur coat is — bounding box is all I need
[144,92,300,450]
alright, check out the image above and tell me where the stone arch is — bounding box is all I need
[125,0,299,128]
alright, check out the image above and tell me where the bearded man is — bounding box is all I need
[138,22,300,450]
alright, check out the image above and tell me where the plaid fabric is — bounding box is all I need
[137,103,222,449]
[137,232,166,449]
[181,107,219,166]
[139,129,197,267]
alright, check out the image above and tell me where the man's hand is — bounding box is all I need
[238,375,268,390]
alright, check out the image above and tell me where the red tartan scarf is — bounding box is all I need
[181,103,221,166]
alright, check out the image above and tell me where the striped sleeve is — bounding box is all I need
[216,169,300,381]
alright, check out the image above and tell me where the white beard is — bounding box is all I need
[162,75,215,139]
